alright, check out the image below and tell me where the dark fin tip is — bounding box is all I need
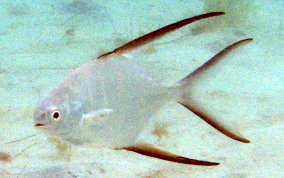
[178,156,220,166]
[242,138,251,143]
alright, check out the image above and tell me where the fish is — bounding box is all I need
[34,12,253,166]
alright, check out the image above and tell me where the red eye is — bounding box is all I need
[52,111,60,121]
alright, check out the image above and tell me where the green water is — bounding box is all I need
[0,0,283,177]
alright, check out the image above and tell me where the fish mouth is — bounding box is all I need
[34,123,45,127]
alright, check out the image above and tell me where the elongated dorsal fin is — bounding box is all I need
[121,143,219,166]
[98,12,225,60]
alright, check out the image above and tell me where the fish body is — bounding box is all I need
[35,54,172,148]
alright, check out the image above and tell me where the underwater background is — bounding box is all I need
[0,0,283,177]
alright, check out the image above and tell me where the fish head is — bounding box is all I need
[33,97,70,136]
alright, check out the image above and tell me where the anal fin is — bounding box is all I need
[121,143,219,166]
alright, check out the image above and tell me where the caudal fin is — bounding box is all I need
[176,38,253,143]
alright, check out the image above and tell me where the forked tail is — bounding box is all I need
[175,38,253,143]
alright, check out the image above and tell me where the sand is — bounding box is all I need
[0,0,283,177]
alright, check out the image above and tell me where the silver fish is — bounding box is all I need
[34,12,252,166]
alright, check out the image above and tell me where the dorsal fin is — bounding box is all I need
[98,12,225,59]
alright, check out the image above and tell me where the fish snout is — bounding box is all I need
[34,112,48,127]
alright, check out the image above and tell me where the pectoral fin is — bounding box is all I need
[80,109,113,126]
[121,143,219,166]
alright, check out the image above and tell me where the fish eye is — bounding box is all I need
[51,111,60,121]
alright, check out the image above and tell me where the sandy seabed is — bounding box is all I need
[0,0,283,177]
